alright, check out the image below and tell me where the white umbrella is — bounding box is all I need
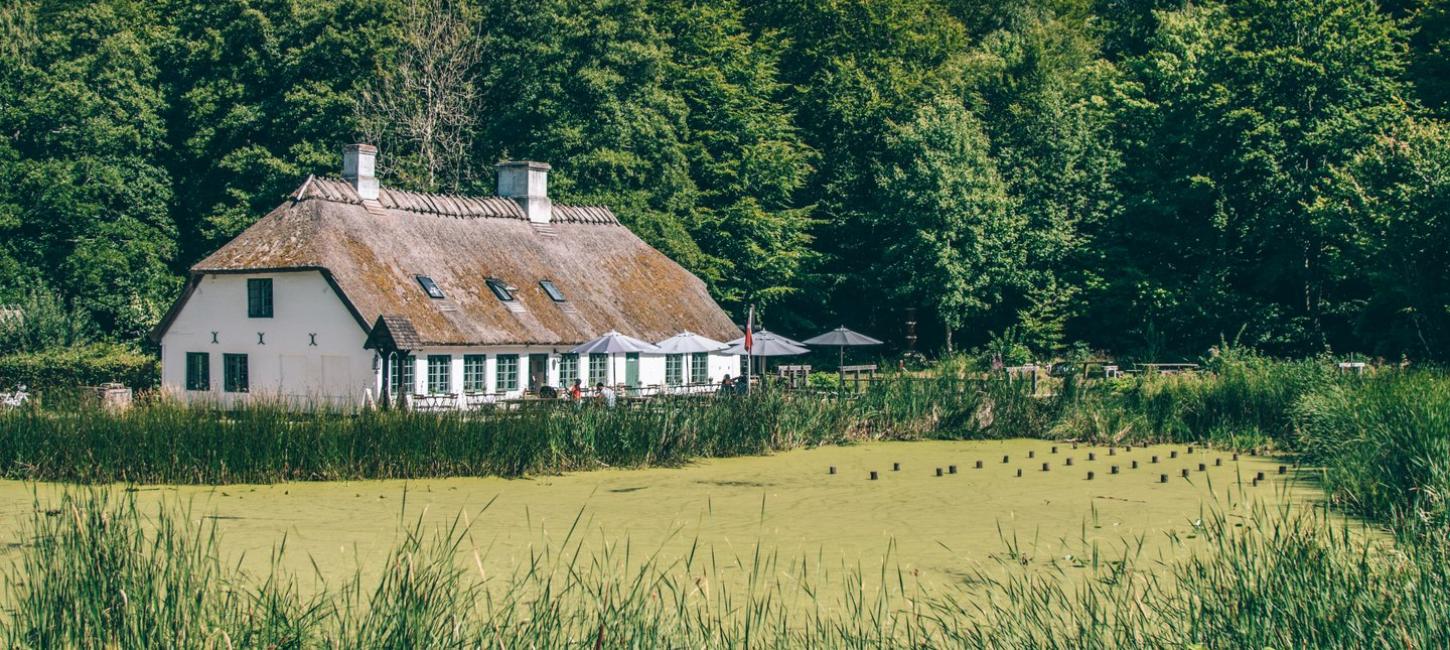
[655,331,729,354]
[570,331,662,388]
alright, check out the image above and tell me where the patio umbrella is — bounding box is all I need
[570,331,662,386]
[803,326,884,386]
[728,328,805,348]
[655,331,730,354]
[722,331,810,379]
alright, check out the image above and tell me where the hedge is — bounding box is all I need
[0,344,159,391]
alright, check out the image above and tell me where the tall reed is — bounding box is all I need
[5,490,1446,648]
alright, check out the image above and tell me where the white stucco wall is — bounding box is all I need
[159,271,374,408]
[393,347,745,404]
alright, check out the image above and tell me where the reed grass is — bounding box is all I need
[0,376,987,484]
[5,489,1446,648]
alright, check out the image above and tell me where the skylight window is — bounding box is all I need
[486,277,514,302]
[416,275,445,299]
[540,280,566,302]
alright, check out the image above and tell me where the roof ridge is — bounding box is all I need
[294,177,619,224]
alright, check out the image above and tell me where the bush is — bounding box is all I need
[0,343,159,391]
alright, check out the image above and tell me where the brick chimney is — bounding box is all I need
[496,161,552,223]
[342,143,379,201]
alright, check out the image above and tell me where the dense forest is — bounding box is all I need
[0,0,1446,361]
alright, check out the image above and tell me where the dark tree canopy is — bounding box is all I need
[1,0,1446,361]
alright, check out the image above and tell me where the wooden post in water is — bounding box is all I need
[1087,471,1095,480]
[892,462,900,471]
[829,466,836,475]
[870,471,878,480]
[936,468,943,477]
[948,465,957,474]
[1160,474,1168,483]
[1110,465,1119,474]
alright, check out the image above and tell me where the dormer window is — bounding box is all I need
[539,280,566,302]
[486,277,514,301]
[416,275,445,299]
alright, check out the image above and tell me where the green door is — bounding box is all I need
[624,353,640,391]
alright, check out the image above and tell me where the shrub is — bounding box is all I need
[0,343,159,391]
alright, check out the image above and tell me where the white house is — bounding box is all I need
[153,144,742,408]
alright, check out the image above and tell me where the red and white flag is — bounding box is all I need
[744,305,754,353]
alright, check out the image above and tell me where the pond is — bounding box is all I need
[0,439,1318,604]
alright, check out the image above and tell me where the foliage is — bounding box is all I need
[0,287,95,354]
[2,0,1449,361]
[0,343,159,391]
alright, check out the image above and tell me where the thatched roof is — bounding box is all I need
[160,177,740,347]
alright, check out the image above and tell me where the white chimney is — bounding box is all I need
[342,143,379,201]
[496,161,552,223]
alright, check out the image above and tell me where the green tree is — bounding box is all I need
[875,96,1023,352]
[957,5,1124,354]
[1319,119,1450,359]
[0,0,178,341]
[662,0,816,313]
[159,0,390,265]
[1088,0,1413,356]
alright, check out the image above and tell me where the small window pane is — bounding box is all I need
[666,354,683,386]
[247,279,273,318]
[392,354,416,395]
[463,355,487,393]
[691,352,709,384]
[540,280,566,302]
[588,353,608,385]
[495,354,519,392]
[416,275,445,299]
[427,355,452,394]
[486,278,514,301]
[560,353,579,385]
[186,352,210,391]
[223,353,249,393]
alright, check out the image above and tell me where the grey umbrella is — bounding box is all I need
[803,326,884,387]
[570,330,662,354]
[655,331,730,354]
[570,331,662,387]
[722,331,810,381]
[727,329,806,348]
[722,331,810,357]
